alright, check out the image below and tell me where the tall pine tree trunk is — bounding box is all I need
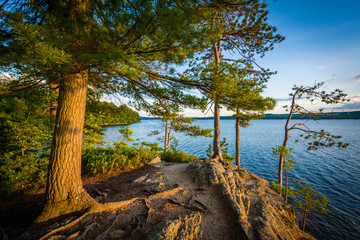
[35,0,100,223]
[212,39,222,161]
[235,116,240,167]
[36,70,98,223]
[213,101,223,160]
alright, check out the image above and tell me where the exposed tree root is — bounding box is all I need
[35,191,100,224]
[39,188,186,240]
[80,222,97,239]
[127,216,142,238]
[39,198,140,240]
[147,187,184,200]
[167,198,209,213]
[211,155,226,166]
[94,209,123,240]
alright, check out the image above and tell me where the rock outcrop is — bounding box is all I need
[188,160,315,240]
[36,159,315,240]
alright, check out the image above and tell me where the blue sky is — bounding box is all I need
[175,0,360,117]
[116,1,360,117]
[258,0,360,114]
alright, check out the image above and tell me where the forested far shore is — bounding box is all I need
[263,111,360,119]
[161,111,360,120]
[87,100,141,125]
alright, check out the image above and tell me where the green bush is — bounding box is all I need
[271,181,295,196]
[0,154,49,197]
[161,144,198,163]
[82,141,160,174]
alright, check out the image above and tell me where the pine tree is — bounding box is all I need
[277,83,349,193]
[0,0,215,222]
[185,0,283,161]
[293,179,328,231]
[149,101,211,151]
[226,79,275,166]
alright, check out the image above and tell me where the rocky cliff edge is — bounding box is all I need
[39,159,315,240]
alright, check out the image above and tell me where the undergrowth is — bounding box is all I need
[82,141,161,174]
[161,142,198,163]
[0,153,48,197]
[0,126,198,197]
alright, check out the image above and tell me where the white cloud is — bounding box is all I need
[317,66,326,69]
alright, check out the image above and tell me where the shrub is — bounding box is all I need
[161,144,198,163]
[82,141,161,174]
[271,181,295,196]
[0,154,48,197]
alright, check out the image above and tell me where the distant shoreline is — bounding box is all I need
[140,111,360,120]
[101,120,141,126]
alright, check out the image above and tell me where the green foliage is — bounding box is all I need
[276,83,349,191]
[271,181,296,196]
[118,126,135,142]
[228,80,276,127]
[0,154,49,197]
[86,100,141,126]
[0,87,54,159]
[148,100,211,152]
[161,140,198,163]
[82,141,160,175]
[283,82,349,151]
[83,128,160,174]
[273,146,296,201]
[292,179,328,230]
[272,146,296,171]
[206,138,235,162]
[83,112,106,150]
[182,1,282,160]
[293,179,328,215]
[1,0,216,117]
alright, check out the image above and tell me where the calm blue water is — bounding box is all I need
[103,119,360,240]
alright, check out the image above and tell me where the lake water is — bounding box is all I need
[103,119,360,240]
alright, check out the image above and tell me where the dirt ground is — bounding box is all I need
[0,165,155,240]
[0,162,238,240]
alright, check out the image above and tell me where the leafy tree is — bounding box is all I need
[293,179,328,231]
[272,146,295,203]
[1,0,216,222]
[185,0,283,161]
[277,83,349,192]
[227,79,275,166]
